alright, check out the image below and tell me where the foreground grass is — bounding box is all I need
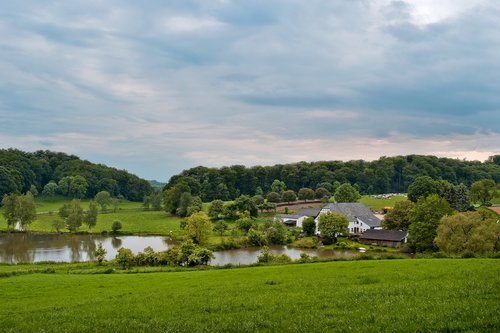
[0,259,499,332]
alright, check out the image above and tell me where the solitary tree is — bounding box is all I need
[94,242,107,264]
[61,199,84,232]
[317,212,349,241]
[282,190,297,203]
[266,191,281,203]
[185,212,213,246]
[95,191,111,212]
[111,220,123,234]
[17,192,37,230]
[334,183,361,203]
[298,188,315,202]
[85,201,98,230]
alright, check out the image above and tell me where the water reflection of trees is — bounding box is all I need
[0,234,99,263]
[111,237,122,249]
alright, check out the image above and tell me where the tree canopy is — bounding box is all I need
[162,155,500,202]
[0,149,152,201]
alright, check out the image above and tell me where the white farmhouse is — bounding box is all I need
[315,203,382,234]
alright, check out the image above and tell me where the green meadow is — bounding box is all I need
[359,195,407,211]
[0,259,499,332]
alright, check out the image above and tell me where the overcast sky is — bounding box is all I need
[1,0,499,181]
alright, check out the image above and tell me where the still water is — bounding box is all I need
[0,233,360,266]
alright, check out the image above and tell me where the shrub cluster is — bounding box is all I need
[114,240,214,269]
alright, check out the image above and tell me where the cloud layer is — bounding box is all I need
[0,0,498,180]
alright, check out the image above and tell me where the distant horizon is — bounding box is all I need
[1,1,498,181]
[1,146,496,182]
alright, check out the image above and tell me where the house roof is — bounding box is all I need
[275,214,299,220]
[359,229,407,242]
[322,203,381,227]
[295,208,321,218]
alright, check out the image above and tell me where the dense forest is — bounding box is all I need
[166,155,500,202]
[0,149,152,201]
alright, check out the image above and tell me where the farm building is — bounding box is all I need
[274,208,321,228]
[358,229,408,248]
[316,203,382,234]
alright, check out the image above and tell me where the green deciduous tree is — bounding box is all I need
[85,201,98,230]
[208,200,224,220]
[17,192,36,230]
[42,181,58,197]
[266,191,281,203]
[151,192,162,211]
[435,211,500,255]
[115,247,134,269]
[302,217,316,236]
[2,193,19,230]
[334,183,361,203]
[317,212,349,241]
[298,188,315,202]
[407,176,443,202]
[408,194,453,252]
[270,179,286,194]
[163,183,191,215]
[315,187,330,200]
[69,175,88,199]
[213,221,228,236]
[470,179,497,206]
[185,212,213,246]
[95,191,111,212]
[112,220,122,234]
[29,184,38,196]
[60,199,84,232]
[282,190,297,203]
[94,242,107,264]
[383,200,415,231]
[234,195,258,217]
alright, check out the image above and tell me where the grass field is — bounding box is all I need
[0,259,498,332]
[359,195,407,211]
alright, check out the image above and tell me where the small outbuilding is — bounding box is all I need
[358,229,408,248]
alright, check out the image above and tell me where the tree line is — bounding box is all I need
[0,149,152,201]
[164,155,500,202]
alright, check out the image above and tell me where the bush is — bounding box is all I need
[257,246,274,263]
[248,229,266,246]
[462,250,476,258]
[237,218,254,233]
[115,248,134,269]
[111,220,122,234]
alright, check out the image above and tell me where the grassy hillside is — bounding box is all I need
[0,259,498,332]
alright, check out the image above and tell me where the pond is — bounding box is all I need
[0,233,364,266]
